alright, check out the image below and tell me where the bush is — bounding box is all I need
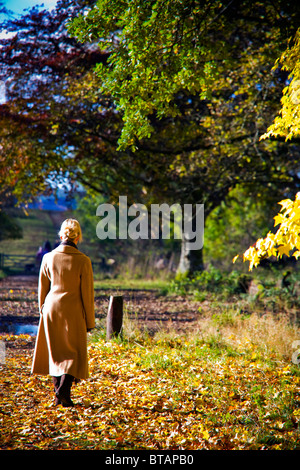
[168,267,253,297]
[167,266,300,312]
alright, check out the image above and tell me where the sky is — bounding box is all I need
[0,0,58,34]
[2,0,57,16]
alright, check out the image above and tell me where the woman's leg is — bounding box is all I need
[52,376,61,406]
[55,374,74,407]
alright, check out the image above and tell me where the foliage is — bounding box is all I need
[168,264,300,316]
[0,210,22,241]
[69,0,224,150]
[234,192,300,270]
[0,191,23,241]
[69,0,300,273]
[69,0,300,151]
[168,266,253,298]
[204,186,280,268]
[1,0,299,208]
[1,328,300,450]
[261,28,300,141]
[1,0,300,274]
[0,0,116,203]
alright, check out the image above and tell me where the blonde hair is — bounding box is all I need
[59,219,82,243]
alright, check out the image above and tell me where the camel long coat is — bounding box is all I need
[31,244,95,379]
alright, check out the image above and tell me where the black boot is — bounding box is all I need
[55,374,74,407]
[52,376,62,406]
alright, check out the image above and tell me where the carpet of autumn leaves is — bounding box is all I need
[1,331,300,450]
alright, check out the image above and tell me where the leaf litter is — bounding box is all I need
[1,331,300,450]
[1,275,300,450]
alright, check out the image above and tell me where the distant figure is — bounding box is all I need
[36,240,52,267]
[43,240,52,255]
[36,246,43,266]
[31,219,95,407]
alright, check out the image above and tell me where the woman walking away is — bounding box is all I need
[31,219,95,407]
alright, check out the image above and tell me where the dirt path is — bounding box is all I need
[0,275,201,336]
[0,274,39,290]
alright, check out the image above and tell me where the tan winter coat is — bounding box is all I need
[31,244,95,379]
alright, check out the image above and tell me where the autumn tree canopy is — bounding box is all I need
[1,0,300,271]
[69,0,300,150]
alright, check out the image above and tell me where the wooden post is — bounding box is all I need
[106,295,123,340]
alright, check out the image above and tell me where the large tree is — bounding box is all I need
[1,0,300,273]
[70,0,300,273]
[0,0,111,201]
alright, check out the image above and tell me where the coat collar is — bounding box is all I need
[61,240,78,249]
[54,245,82,255]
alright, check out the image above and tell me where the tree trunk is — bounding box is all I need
[177,235,204,276]
[177,203,205,276]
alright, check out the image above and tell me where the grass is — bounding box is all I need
[0,210,61,256]
[94,277,169,291]
[120,298,300,365]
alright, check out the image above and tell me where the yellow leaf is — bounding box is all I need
[278,198,294,214]
[232,254,239,264]
[277,244,291,257]
[274,214,286,226]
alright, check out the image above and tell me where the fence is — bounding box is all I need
[0,253,104,274]
[0,253,37,273]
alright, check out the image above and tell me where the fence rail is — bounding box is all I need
[0,253,104,273]
[0,253,36,272]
